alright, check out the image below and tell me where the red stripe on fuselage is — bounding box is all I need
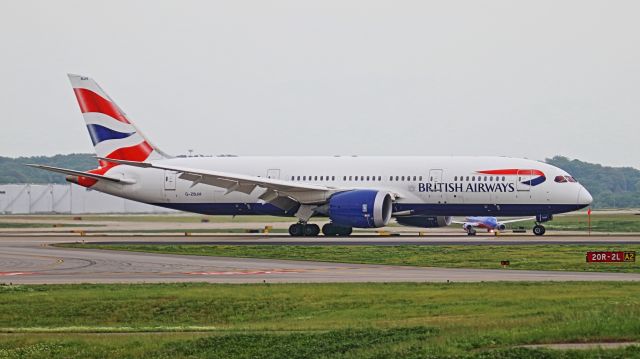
[477,169,545,177]
[76,141,153,187]
[73,88,131,124]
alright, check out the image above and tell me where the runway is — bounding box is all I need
[0,235,639,284]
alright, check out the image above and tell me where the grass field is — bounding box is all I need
[62,243,640,273]
[0,282,639,358]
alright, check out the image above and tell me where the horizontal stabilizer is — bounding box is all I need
[25,164,135,184]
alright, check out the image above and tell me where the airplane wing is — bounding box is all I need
[97,158,345,214]
[499,217,536,224]
[25,164,135,184]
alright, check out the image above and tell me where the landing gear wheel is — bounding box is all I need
[322,223,352,236]
[288,223,304,237]
[322,223,336,236]
[467,229,476,236]
[533,224,546,236]
[337,226,353,237]
[303,224,320,237]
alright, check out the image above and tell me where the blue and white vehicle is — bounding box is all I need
[30,75,593,236]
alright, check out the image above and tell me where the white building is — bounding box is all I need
[0,184,174,214]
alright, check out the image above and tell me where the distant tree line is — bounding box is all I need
[1,153,638,208]
[545,156,640,208]
[0,154,97,185]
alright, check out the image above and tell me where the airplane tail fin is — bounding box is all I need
[68,74,170,162]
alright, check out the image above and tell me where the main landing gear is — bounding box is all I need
[288,222,353,237]
[321,223,353,236]
[288,223,320,237]
[533,224,546,236]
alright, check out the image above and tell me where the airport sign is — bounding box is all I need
[586,251,636,263]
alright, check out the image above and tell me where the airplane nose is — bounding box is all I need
[578,186,593,206]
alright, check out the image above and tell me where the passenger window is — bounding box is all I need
[413,176,416,181]
[454,176,457,181]
[332,176,335,181]
[490,176,493,181]
[401,176,405,181]
[343,176,346,181]
[389,176,393,181]
[472,176,475,181]
[395,176,399,181]
[303,176,306,181]
[366,176,370,181]
[502,176,505,181]
[419,176,422,181]
[466,176,469,181]
[349,176,352,181]
[320,176,323,181]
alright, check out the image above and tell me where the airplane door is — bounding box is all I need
[429,169,444,203]
[516,169,532,191]
[164,171,177,190]
[266,169,280,179]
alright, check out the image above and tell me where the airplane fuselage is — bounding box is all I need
[91,155,592,217]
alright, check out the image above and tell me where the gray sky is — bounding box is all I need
[1,1,639,168]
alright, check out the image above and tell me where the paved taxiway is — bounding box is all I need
[1,235,639,284]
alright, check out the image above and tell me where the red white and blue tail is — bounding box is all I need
[68,74,168,162]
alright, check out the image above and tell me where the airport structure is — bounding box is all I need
[0,183,173,214]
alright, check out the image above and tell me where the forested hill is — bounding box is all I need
[0,154,97,184]
[1,153,639,208]
[545,156,640,208]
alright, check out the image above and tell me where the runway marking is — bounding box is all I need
[0,272,34,276]
[184,269,305,276]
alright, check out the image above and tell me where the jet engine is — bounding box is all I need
[396,215,453,228]
[496,223,506,231]
[328,190,393,228]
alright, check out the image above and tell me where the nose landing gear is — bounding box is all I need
[532,224,546,236]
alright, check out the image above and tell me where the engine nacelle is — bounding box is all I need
[328,190,393,228]
[497,223,506,231]
[396,216,452,228]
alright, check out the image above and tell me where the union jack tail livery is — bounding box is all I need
[68,74,168,163]
[66,74,169,186]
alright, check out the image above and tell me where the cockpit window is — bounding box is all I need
[554,175,567,183]
[555,175,578,183]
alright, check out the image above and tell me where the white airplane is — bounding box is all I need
[29,74,593,236]
[452,216,537,235]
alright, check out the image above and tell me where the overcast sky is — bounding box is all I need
[1,1,638,168]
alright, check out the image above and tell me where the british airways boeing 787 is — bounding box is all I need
[29,75,593,236]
